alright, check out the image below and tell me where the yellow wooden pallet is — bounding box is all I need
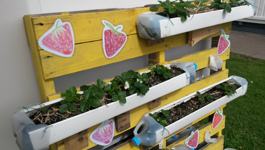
[24,5,231,150]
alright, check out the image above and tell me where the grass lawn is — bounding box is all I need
[223,53,265,150]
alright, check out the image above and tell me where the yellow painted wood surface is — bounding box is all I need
[39,23,230,80]
[166,116,226,149]
[32,8,150,45]
[200,136,224,150]
[24,16,56,103]
[25,4,232,80]
[54,69,228,150]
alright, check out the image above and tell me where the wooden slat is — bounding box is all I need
[32,8,150,47]
[200,136,224,150]
[166,116,226,149]
[47,46,230,100]
[39,22,231,79]
[168,47,230,71]
[188,25,221,47]
[24,16,56,103]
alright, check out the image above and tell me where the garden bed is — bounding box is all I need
[133,76,248,147]
[12,62,193,148]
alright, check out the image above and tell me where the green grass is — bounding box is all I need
[223,53,265,150]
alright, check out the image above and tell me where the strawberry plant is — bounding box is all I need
[79,79,106,112]
[129,73,149,96]
[60,86,81,113]
[196,91,205,104]
[149,109,170,127]
[205,93,213,102]
[150,65,171,79]
[150,0,195,21]
[216,82,237,96]
[210,0,250,13]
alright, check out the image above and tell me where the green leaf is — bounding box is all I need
[121,72,130,81]
[60,100,68,104]
[140,85,149,95]
[88,98,101,107]
[149,112,158,120]
[129,86,136,95]
[80,100,88,112]
[104,84,112,92]
[159,120,168,126]
[119,96,126,104]
[114,76,123,83]
[112,94,119,102]
[68,103,77,112]
[84,91,91,100]
[118,91,126,97]
[80,85,89,91]
[97,79,105,89]
[59,104,68,113]
[69,86,77,94]
[61,90,69,97]
[161,109,170,119]
[64,95,76,103]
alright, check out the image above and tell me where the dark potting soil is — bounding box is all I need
[29,65,184,125]
[155,81,240,126]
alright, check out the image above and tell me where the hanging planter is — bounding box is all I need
[11,62,196,150]
[132,76,248,147]
[137,3,254,40]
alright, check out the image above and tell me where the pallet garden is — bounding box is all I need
[12,0,253,149]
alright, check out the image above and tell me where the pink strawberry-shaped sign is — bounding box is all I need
[217,29,230,55]
[90,119,115,146]
[185,130,199,149]
[102,20,127,58]
[212,109,224,130]
[38,19,75,57]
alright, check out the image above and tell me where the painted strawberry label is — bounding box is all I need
[217,29,230,55]
[212,109,224,129]
[90,119,115,146]
[185,130,199,148]
[38,19,75,57]
[102,20,127,58]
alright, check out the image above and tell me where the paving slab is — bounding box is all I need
[229,30,265,60]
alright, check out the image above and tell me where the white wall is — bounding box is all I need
[0,0,209,149]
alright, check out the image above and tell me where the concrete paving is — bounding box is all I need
[229,30,265,60]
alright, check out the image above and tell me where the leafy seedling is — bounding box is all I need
[197,91,205,104]
[161,109,170,119]
[205,93,213,102]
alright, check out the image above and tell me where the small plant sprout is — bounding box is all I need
[161,109,170,119]
[205,93,213,102]
[178,107,182,112]
[124,81,130,89]
[197,91,205,104]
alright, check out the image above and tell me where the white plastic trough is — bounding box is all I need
[133,76,248,146]
[11,62,192,149]
[137,5,254,39]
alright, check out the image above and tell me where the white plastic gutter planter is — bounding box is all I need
[137,5,254,40]
[132,76,248,147]
[11,62,196,150]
